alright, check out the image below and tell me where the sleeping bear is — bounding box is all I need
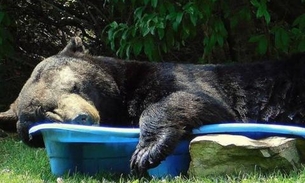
[1,37,305,175]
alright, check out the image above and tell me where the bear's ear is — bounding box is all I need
[60,36,86,55]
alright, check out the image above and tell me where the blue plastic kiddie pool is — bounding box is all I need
[29,123,305,178]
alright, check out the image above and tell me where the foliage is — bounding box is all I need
[249,0,305,56]
[105,0,305,62]
[1,0,305,64]
[106,0,226,61]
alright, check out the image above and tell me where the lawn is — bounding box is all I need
[1,133,305,183]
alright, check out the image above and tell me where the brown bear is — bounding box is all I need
[1,37,305,175]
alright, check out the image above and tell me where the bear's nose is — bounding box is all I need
[71,113,94,125]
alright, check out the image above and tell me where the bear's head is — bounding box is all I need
[0,37,121,146]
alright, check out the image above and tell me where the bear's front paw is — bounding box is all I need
[130,145,162,176]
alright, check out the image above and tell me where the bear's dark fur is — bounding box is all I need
[1,37,305,175]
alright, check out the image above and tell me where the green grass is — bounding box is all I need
[1,133,305,183]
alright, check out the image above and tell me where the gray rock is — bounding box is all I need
[188,134,305,177]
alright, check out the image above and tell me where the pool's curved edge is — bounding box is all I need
[192,123,305,138]
[29,123,140,136]
[29,123,305,139]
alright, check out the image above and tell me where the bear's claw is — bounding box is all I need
[130,145,158,176]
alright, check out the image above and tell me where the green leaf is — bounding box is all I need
[281,29,289,49]
[250,0,260,7]
[190,14,197,26]
[215,20,227,36]
[176,12,184,24]
[122,29,129,39]
[133,40,143,56]
[293,14,305,29]
[110,41,115,51]
[116,43,126,58]
[216,35,224,47]
[182,23,190,39]
[151,0,158,8]
[258,36,268,55]
[142,26,150,36]
[110,21,118,29]
[172,21,179,32]
[107,29,114,41]
[156,21,165,29]
[291,28,301,34]
[125,44,131,59]
[183,2,194,12]
[150,26,155,35]
[298,40,305,52]
[210,34,217,47]
[249,34,264,43]
[274,28,282,49]
[144,0,149,5]
[249,34,268,55]
[274,28,289,52]
[131,26,138,37]
[144,36,154,60]
[161,43,168,53]
[166,12,176,21]
[134,7,144,20]
[251,0,270,24]
[157,28,165,40]
[256,6,264,18]
[203,35,217,54]
[263,10,271,24]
